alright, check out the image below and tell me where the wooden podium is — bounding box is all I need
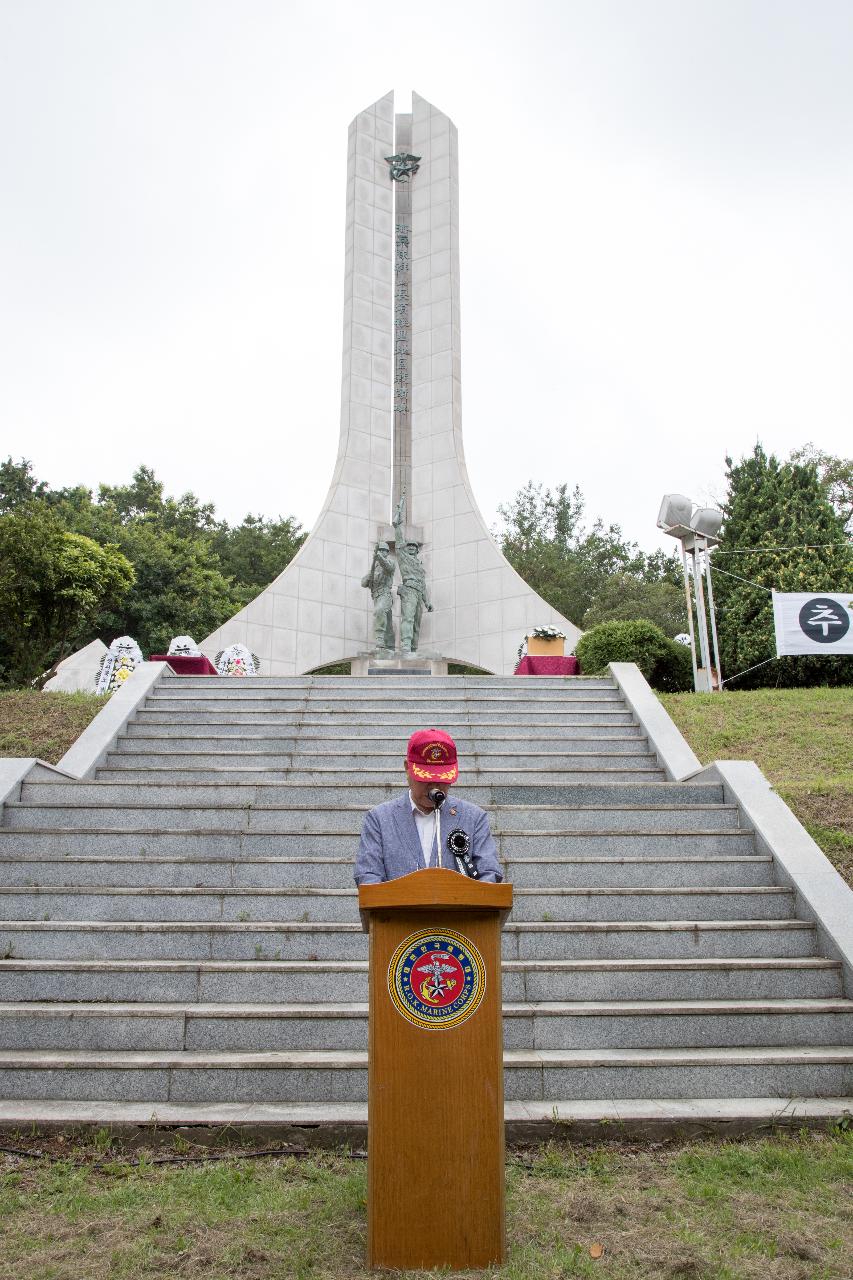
[359,869,512,1270]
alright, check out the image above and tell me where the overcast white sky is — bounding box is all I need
[1,0,851,552]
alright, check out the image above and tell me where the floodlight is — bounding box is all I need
[657,494,693,532]
[655,493,723,693]
[692,507,724,538]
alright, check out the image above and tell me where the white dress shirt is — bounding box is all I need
[409,791,439,868]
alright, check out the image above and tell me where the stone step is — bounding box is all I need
[139,711,636,729]
[101,759,668,783]
[0,814,753,855]
[0,828,755,858]
[135,718,632,736]
[152,676,615,688]
[1,1045,850,1102]
[146,675,614,688]
[128,716,630,737]
[147,690,624,706]
[138,701,634,717]
[3,998,851,1052]
[146,693,626,709]
[0,884,793,924]
[506,857,772,889]
[120,734,649,755]
[0,955,837,1003]
[133,721,637,742]
[0,854,772,890]
[1,797,750,839]
[86,776,726,808]
[0,918,816,962]
[1,1096,848,1134]
[127,727,644,751]
[15,788,742,832]
[133,715,641,735]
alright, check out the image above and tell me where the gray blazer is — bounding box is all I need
[354,792,503,885]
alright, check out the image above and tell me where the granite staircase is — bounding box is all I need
[0,674,851,1128]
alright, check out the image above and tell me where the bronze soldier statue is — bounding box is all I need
[362,540,396,653]
[393,494,432,654]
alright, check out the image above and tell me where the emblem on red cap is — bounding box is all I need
[406,729,459,783]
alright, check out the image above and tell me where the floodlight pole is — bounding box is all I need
[679,543,700,691]
[690,540,714,693]
[657,494,723,695]
[698,536,723,688]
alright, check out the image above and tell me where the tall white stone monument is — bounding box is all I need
[203,92,579,674]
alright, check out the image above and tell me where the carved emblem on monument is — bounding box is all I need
[384,152,421,182]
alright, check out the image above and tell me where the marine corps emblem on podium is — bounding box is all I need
[388,928,486,1030]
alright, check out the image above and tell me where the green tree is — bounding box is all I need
[788,443,853,534]
[96,466,166,524]
[497,481,681,626]
[713,444,853,688]
[215,513,306,602]
[582,574,687,636]
[93,522,238,657]
[0,457,49,512]
[576,619,693,691]
[0,461,309,672]
[0,504,134,686]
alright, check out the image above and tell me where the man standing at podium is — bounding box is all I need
[354,729,503,885]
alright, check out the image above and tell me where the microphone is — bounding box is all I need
[428,787,447,810]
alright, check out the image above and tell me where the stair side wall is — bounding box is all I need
[611,660,853,995]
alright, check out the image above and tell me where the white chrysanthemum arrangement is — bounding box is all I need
[516,626,568,664]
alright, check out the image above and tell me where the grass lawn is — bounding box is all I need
[0,691,106,764]
[659,688,853,887]
[1,1131,851,1280]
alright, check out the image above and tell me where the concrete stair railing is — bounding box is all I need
[0,669,851,1131]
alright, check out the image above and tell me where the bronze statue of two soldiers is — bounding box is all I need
[362,494,432,655]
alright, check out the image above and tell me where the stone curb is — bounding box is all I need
[608,662,701,779]
[0,759,41,808]
[0,1098,848,1146]
[608,663,853,998]
[691,761,853,995]
[56,662,170,779]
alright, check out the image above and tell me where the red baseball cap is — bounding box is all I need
[406,729,459,784]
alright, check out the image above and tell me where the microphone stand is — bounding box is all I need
[429,788,446,870]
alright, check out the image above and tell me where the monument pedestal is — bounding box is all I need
[351,651,448,677]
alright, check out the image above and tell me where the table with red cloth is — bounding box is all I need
[514,655,580,676]
[149,654,218,675]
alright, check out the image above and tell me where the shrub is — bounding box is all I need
[576,619,693,692]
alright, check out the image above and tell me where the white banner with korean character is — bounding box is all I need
[772,591,853,656]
